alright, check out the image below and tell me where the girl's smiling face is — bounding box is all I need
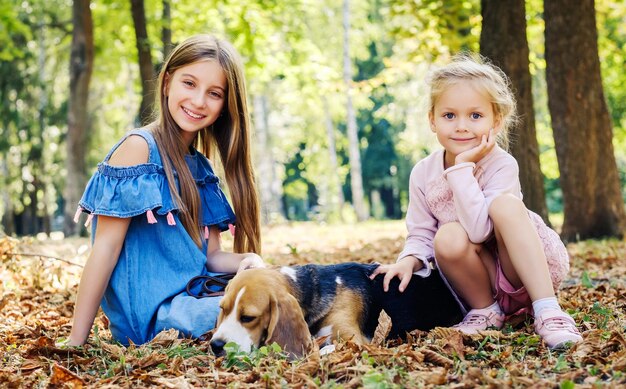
[165,60,227,146]
[429,80,500,168]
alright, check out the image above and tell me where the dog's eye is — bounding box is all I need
[240,315,256,323]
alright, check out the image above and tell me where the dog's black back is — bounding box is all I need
[287,262,378,337]
[286,262,462,340]
[371,268,464,339]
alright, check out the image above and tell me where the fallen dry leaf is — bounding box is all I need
[371,309,392,346]
[154,376,193,389]
[21,358,45,371]
[420,348,454,367]
[440,329,465,359]
[49,363,85,388]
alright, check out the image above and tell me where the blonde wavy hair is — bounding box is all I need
[427,53,518,150]
[150,34,260,254]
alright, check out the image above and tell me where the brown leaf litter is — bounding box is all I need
[1,225,625,387]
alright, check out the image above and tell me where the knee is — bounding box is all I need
[434,222,473,263]
[489,194,526,222]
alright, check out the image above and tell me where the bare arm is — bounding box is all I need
[204,226,264,273]
[66,135,148,346]
[68,216,130,345]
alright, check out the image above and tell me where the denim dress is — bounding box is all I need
[74,129,236,345]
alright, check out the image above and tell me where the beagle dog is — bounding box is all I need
[210,263,462,358]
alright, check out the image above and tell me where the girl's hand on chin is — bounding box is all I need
[455,129,496,165]
[237,253,266,272]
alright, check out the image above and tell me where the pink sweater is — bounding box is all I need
[398,146,569,289]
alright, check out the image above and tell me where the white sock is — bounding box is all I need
[532,297,561,316]
[474,301,503,315]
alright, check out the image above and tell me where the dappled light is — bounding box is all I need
[1,0,626,387]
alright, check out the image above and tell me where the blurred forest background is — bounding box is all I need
[1,0,625,242]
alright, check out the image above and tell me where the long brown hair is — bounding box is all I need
[150,34,260,254]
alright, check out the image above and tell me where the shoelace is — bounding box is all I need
[541,315,576,331]
[456,313,488,326]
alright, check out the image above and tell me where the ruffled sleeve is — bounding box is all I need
[77,163,178,219]
[194,155,236,232]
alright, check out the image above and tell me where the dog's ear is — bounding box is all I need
[214,307,224,328]
[266,293,313,358]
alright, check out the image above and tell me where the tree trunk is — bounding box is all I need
[323,96,345,220]
[253,94,284,223]
[1,158,14,235]
[480,0,549,222]
[545,0,626,240]
[0,166,15,236]
[342,0,368,221]
[28,177,40,235]
[63,0,93,236]
[130,0,155,125]
[161,0,173,60]
[37,22,51,236]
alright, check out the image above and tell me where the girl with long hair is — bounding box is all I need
[64,35,263,346]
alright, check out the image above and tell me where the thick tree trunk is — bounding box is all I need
[130,0,155,125]
[342,0,368,221]
[480,0,549,222]
[545,0,625,240]
[63,0,93,236]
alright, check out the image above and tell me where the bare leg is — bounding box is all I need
[434,222,494,309]
[489,194,555,301]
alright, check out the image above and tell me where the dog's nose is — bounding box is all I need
[210,338,226,356]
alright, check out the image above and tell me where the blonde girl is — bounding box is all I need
[372,54,582,349]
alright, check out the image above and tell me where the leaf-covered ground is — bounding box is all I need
[1,221,625,388]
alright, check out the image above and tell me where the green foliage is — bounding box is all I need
[597,1,626,134]
[1,0,624,232]
[0,0,69,233]
[357,41,404,218]
[222,342,286,370]
[581,271,595,288]
[282,143,319,220]
[164,344,205,359]
[383,0,480,62]
[553,354,569,372]
[590,302,612,329]
[0,1,32,61]
[358,350,406,388]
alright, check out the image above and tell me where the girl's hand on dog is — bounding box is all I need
[369,256,421,292]
[237,253,266,273]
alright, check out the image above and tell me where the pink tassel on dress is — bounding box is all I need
[73,207,82,223]
[204,226,210,240]
[228,223,236,237]
[84,214,94,227]
[166,212,176,226]
[146,210,158,224]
